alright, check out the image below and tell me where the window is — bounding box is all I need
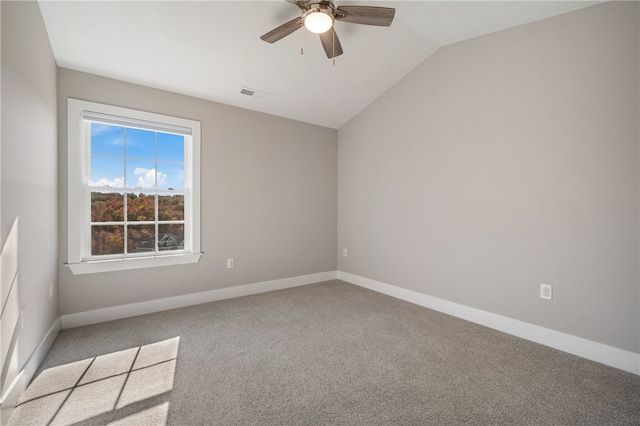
[67,99,201,274]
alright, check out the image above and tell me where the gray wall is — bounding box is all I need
[338,2,639,353]
[58,69,338,315]
[1,0,59,366]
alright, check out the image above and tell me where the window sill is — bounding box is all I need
[66,253,202,275]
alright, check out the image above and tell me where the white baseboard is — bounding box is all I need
[1,318,60,425]
[56,270,640,375]
[0,370,25,426]
[338,271,640,376]
[61,271,338,329]
[20,318,61,388]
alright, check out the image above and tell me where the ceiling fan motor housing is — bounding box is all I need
[306,1,336,13]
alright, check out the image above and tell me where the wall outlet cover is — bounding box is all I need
[540,283,552,300]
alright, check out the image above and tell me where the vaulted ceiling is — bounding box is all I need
[38,1,602,129]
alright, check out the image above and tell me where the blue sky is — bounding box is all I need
[90,123,185,190]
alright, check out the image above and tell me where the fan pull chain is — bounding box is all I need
[300,18,304,55]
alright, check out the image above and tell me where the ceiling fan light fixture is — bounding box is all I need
[303,8,334,34]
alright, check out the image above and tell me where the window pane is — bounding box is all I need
[158,224,184,251]
[126,128,155,160]
[126,160,157,189]
[157,163,184,190]
[158,195,184,221]
[157,133,184,162]
[91,156,124,188]
[91,123,124,157]
[127,224,155,253]
[127,193,155,222]
[92,225,124,255]
[91,192,124,222]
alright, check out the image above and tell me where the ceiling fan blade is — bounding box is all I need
[260,17,303,43]
[319,27,343,59]
[335,6,395,26]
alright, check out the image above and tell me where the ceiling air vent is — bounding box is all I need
[240,86,269,100]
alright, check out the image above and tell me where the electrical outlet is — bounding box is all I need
[227,258,235,269]
[343,248,348,257]
[540,284,552,300]
[49,282,54,299]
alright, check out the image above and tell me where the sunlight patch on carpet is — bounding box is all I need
[7,337,179,426]
[107,402,170,426]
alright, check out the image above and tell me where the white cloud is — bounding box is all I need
[90,177,124,187]
[90,123,112,136]
[133,168,167,189]
[91,124,124,146]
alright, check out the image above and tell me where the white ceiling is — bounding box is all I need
[38,1,602,129]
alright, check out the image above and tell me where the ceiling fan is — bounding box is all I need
[260,0,395,59]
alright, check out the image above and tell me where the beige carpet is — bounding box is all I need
[8,280,640,425]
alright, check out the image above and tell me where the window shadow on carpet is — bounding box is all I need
[7,337,179,426]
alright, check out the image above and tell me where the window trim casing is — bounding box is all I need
[67,98,201,274]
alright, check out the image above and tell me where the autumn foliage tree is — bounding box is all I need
[91,192,184,255]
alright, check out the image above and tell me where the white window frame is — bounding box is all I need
[67,98,201,274]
